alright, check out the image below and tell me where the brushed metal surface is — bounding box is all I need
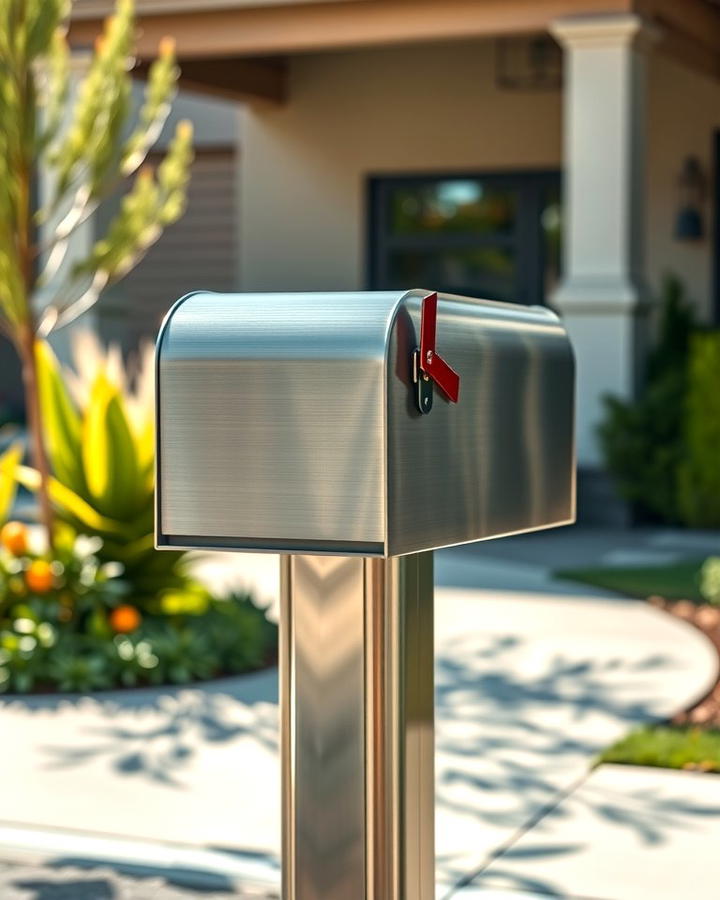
[280,553,434,900]
[157,292,398,552]
[386,291,575,555]
[156,290,574,555]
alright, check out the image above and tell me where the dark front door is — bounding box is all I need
[367,171,561,306]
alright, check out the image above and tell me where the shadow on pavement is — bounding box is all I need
[2,669,278,787]
[435,632,720,895]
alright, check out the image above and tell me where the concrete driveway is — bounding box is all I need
[0,534,716,898]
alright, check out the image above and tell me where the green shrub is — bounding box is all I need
[700,556,720,606]
[598,275,694,523]
[599,371,687,522]
[19,334,191,608]
[0,521,276,694]
[677,333,720,527]
[1,334,277,694]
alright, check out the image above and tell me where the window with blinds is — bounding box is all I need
[98,147,238,351]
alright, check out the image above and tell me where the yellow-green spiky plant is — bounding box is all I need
[0,0,193,549]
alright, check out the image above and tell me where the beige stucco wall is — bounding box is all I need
[240,37,720,321]
[645,51,720,320]
[239,40,562,292]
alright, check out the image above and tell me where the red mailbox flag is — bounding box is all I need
[419,292,460,403]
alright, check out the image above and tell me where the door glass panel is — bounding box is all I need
[387,247,516,303]
[541,185,562,299]
[371,172,561,305]
[390,180,518,236]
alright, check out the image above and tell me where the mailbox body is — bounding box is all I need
[156,290,575,557]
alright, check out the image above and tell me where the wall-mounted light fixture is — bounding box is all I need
[495,35,562,90]
[675,156,705,241]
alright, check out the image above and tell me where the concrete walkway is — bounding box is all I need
[0,531,717,898]
[0,860,260,899]
[453,523,720,574]
[466,763,720,900]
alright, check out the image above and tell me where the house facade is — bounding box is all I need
[69,0,720,522]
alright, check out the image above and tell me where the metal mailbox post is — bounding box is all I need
[155,289,575,900]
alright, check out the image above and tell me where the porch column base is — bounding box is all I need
[554,278,647,468]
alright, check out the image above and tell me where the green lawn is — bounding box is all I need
[555,559,705,602]
[600,726,720,772]
[577,558,720,773]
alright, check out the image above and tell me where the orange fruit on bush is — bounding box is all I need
[1,521,28,556]
[110,605,142,634]
[25,560,54,593]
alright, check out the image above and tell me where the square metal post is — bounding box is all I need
[280,552,434,900]
[155,289,575,898]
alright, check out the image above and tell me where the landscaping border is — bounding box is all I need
[649,596,720,727]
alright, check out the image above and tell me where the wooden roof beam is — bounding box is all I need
[136,56,287,103]
[635,0,720,80]
[70,0,632,60]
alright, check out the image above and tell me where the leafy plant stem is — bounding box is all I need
[18,324,55,551]
[13,50,55,552]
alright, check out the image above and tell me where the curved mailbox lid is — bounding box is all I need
[155,290,575,556]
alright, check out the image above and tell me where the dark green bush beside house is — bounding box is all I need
[598,276,720,528]
[678,332,720,528]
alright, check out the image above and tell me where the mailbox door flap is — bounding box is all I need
[385,291,575,556]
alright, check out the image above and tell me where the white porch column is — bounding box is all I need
[550,14,650,468]
[36,52,97,365]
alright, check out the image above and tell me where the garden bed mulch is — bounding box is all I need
[648,596,720,727]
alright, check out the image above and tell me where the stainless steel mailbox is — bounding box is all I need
[156,289,575,556]
[155,288,575,900]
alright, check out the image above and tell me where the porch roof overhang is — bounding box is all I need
[69,0,720,102]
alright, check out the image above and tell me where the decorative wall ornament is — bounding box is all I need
[495,35,562,91]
